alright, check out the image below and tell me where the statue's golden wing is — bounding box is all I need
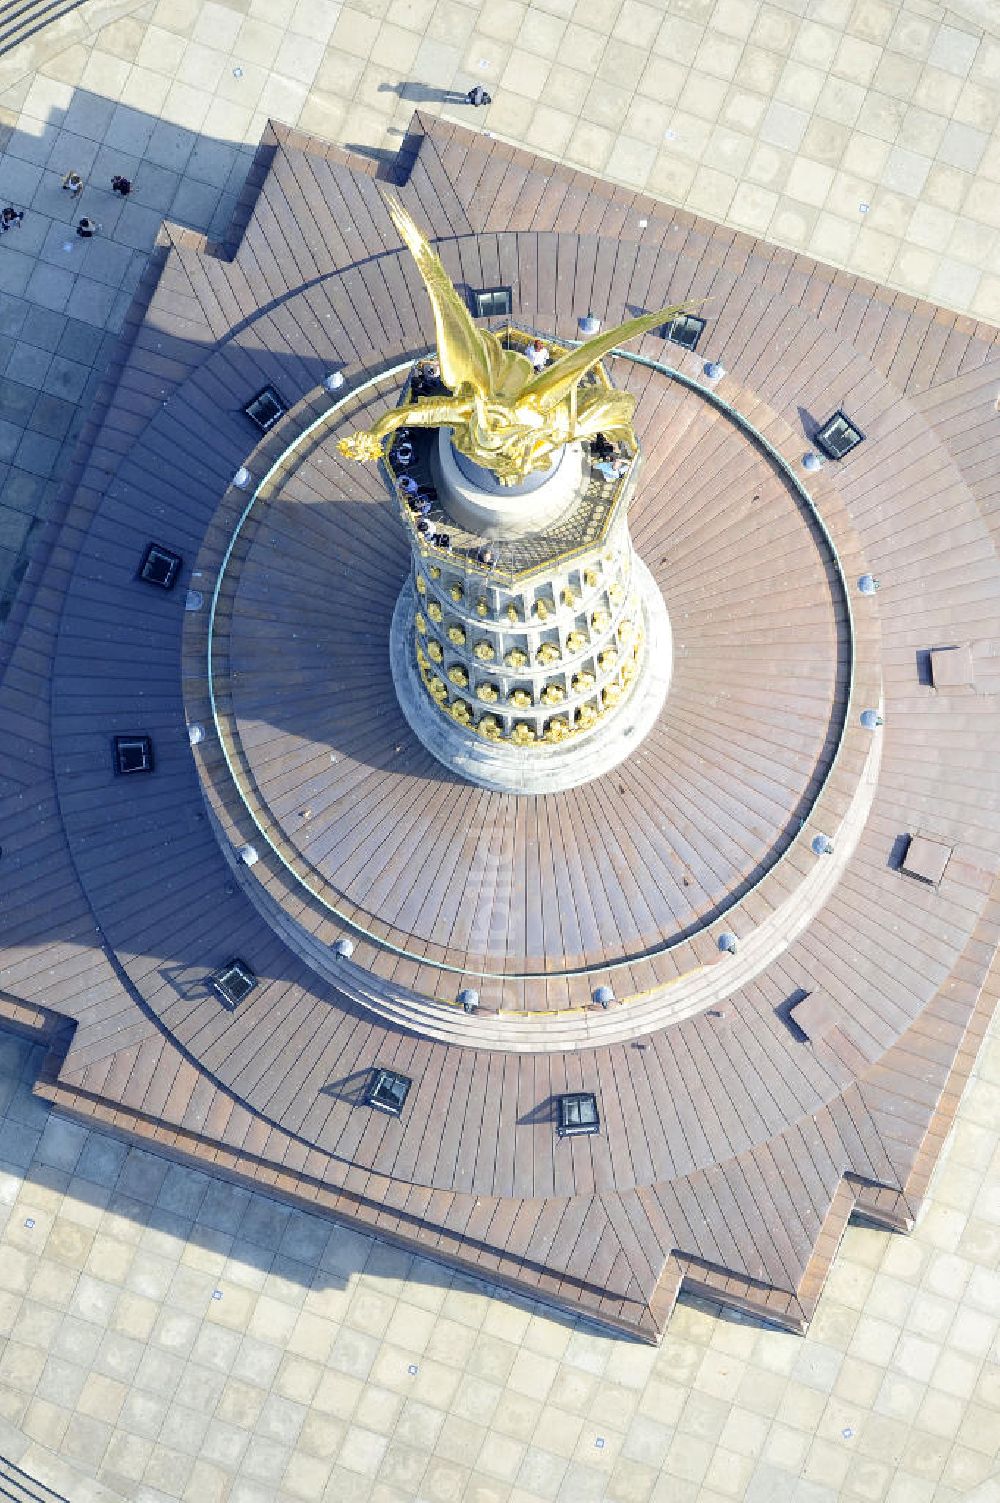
[523,303,695,410]
[384,195,530,399]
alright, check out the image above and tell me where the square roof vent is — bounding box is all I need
[209,959,258,1007]
[243,385,287,433]
[137,543,182,590]
[929,645,974,689]
[814,410,865,460]
[113,735,154,775]
[471,287,512,318]
[900,834,953,885]
[662,314,705,350]
[789,993,837,1042]
[366,1068,411,1116]
[557,1092,600,1137]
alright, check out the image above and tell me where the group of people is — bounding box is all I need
[62,171,131,197]
[397,470,453,549]
[591,433,630,481]
[57,170,132,239]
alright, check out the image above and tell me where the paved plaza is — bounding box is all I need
[0,1017,996,1503]
[1,1,1000,1500]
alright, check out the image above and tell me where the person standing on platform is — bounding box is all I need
[466,85,491,107]
[526,338,549,371]
[595,455,629,482]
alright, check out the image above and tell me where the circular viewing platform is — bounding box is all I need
[184,348,872,1042]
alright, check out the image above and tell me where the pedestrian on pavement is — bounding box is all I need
[1,205,24,231]
[62,170,84,197]
[76,217,101,238]
[466,85,491,107]
[111,175,132,197]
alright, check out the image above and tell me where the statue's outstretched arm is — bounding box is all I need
[526,301,695,411]
[571,388,638,445]
[338,398,473,462]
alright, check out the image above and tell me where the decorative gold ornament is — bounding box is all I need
[545,717,572,742]
[561,588,577,607]
[478,715,502,740]
[536,642,561,666]
[449,583,463,602]
[591,608,610,631]
[510,688,532,709]
[577,703,598,728]
[505,647,528,669]
[506,602,520,623]
[599,647,618,671]
[416,644,428,670]
[541,684,565,705]
[476,598,490,617]
[447,625,466,646]
[566,630,588,653]
[415,611,427,634]
[603,682,622,707]
[608,581,624,605]
[427,640,444,663]
[336,196,689,485]
[477,682,498,702]
[510,722,536,745]
[584,568,598,588]
[427,601,443,622]
[532,598,554,621]
[618,618,635,644]
[449,699,473,724]
[429,565,441,579]
[449,665,469,687]
[429,676,447,701]
[473,641,495,661]
[572,671,595,693]
[415,574,426,594]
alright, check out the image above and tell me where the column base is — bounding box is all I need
[390,556,672,795]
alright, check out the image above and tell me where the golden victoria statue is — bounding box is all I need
[337,195,688,487]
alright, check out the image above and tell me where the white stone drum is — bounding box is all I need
[432,430,585,537]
